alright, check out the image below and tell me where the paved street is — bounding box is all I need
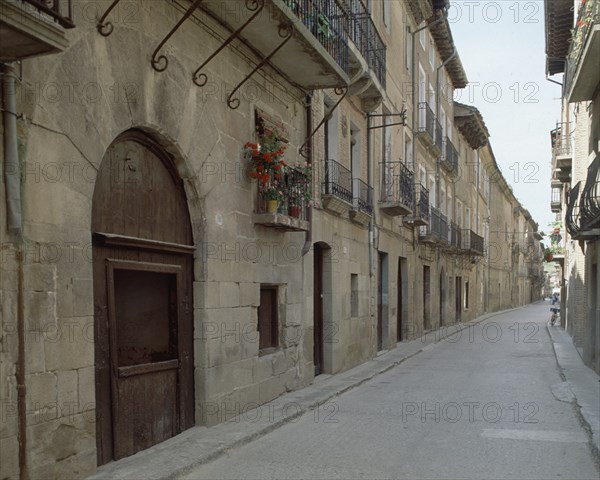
[181,303,599,480]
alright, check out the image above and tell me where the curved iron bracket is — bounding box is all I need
[151,0,205,72]
[299,86,348,159]
[193,0,265,87]
[97,0,122,37]
[227,23,294,110]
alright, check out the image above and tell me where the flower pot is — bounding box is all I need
[266,199,279,214]
[288,205,301,218]
[544,252,554,262]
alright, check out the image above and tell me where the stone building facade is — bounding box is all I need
[544,0,599,374]
[1,1,543,478]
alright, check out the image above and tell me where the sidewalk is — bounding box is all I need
[88,307,522,480]
[547,323,600,455]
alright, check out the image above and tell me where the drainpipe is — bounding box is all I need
[302,92,313,256]
[1,62,26,480]
[367,114,373,278]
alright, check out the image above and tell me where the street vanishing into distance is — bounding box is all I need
[181,303,599,480]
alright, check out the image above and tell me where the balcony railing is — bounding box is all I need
[354,178,373,215]
[410,184,430,226]
[440,137,459,174]
[254,167,310,231]
[450,221,462,250]
[22,0,75,28]
[347,0,387,88]
[551,126,572,161]
[420,207,448,243]
[284,0,350,75]
[323,159,353,204]
[379,162,413,216]
[580,154,600,230]
[566,182,583,239]
[463,229,484,256]
[418,102,435,141]
[565,0,599,101]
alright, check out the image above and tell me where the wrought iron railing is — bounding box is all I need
[566,182,583,238]
[379,161,413,207]
[580,155,600,230]
[256,166,310,219]
[354,178,373,215]
[550,125,572,159]
[415,184,430,223]
[21,0,75,28]
[441,136,458,173]
[284,0,350,74]
[418,102,435,140]
[566,0,599,94]
[463,229,484,255]
[347,0,387,88]
[450,221,462,249]
[421,207,448,241]
[323,158,353,204]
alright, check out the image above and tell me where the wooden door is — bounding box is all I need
[92,131,194,464]
[313,244,324,376]
[397,259,403,342]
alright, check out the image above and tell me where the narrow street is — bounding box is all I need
[181,303,599,480]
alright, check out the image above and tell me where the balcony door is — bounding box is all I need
[92,131,194,464]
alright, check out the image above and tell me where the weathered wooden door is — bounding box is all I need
[455,276,462,323]
[92,131,194,464]
[313,244,324,376]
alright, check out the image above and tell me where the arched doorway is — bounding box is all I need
[92,130,195,464]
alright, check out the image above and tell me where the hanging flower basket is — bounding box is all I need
[544,252,554,262]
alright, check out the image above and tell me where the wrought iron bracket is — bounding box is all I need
[226,23,294,109]
[97,0,123,36]
[299,86,348,159]
[367,107,408,130]
[193,0,265,87]
[151,0,205,72]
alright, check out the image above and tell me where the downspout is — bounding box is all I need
[302,92,313,256]
[367,114,373,278]
[2,62,26,480]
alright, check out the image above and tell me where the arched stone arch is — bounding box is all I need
[91,129,196,464]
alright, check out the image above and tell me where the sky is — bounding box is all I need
[449,0,560,233]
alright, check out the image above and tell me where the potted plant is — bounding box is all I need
[243,126,287,214]
[262,184,283,214]
[544,248,554,262]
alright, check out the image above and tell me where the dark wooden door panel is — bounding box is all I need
[313,245,323,375]
[112,369,178,460]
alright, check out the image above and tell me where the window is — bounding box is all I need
[405,26,412,72]
[258,286,278,350]
[404,134,413,167]
[324,98,338,161]
[447,193,452,220]
[465,207,471,231]
[429,38,435,67]
[456,200,463,228]
[428,175,436,207]
[351,274,359,317]
[382,0,390,28]
[419,28,425,49]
